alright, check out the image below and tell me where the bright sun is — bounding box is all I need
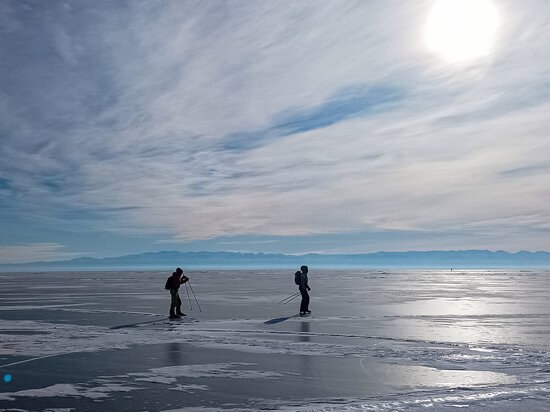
[425,0,499,63]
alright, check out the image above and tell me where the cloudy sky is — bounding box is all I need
[1,0,549,263]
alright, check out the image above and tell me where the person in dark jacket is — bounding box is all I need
[299,265,311,316]
[168,267,189,319]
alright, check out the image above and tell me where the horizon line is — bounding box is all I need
[1,248,550,266]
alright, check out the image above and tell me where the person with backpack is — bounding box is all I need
[165,267,189,319]
[298,265,311,316]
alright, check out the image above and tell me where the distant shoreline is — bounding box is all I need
[2,250,550,272]
[2,268,550,274]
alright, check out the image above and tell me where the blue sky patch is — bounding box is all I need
[0,178,12,191]
[224,84,405,151]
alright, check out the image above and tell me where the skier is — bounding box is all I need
[298,265,311,316]
[165,267,189,319]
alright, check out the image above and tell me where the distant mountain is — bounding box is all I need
[1,250,550,271]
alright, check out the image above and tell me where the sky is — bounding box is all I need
[1,0,549,263]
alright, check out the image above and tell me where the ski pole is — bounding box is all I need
[278,292,300,304]
[281,293,301,305]
[188,281,202,312]
[185,282,193,311]
[277,292,298,304]
[279,292,300,304]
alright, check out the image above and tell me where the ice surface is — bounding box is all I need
[0,269,549,410]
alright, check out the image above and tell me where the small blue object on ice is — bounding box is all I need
[4,374,11,383]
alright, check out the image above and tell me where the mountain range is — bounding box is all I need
[2,250,550,271]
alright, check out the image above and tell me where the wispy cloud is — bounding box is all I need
[0,243,80,264]
[499,161,550,178]
[0,0,549,258]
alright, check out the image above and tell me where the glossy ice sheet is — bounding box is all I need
[0,269,549,410]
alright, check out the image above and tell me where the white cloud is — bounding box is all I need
[1,0,549,252]
[0,243,78,264]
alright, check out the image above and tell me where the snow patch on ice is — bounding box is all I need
[129,362,283,381]
[0,304,90,310]
[0,408,29,412]
[2,316,548,382]
[162,408,236,412]
[260,384,550,411]
[169,384,209,392]
[0,382,137,402]
[43,409,75,412]
[134,376,177,384]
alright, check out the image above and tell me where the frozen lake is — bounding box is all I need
[0,269,549,411]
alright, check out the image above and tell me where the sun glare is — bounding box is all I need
[425,0,499,63]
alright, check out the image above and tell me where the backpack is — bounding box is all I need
[165,277,172,290]
[294,271,301,286]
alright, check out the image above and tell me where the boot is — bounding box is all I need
[176,307,186,317]
[169,309,179,319]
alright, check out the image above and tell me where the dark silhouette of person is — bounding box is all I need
[299,265,311,316]
[167,267,189,319]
